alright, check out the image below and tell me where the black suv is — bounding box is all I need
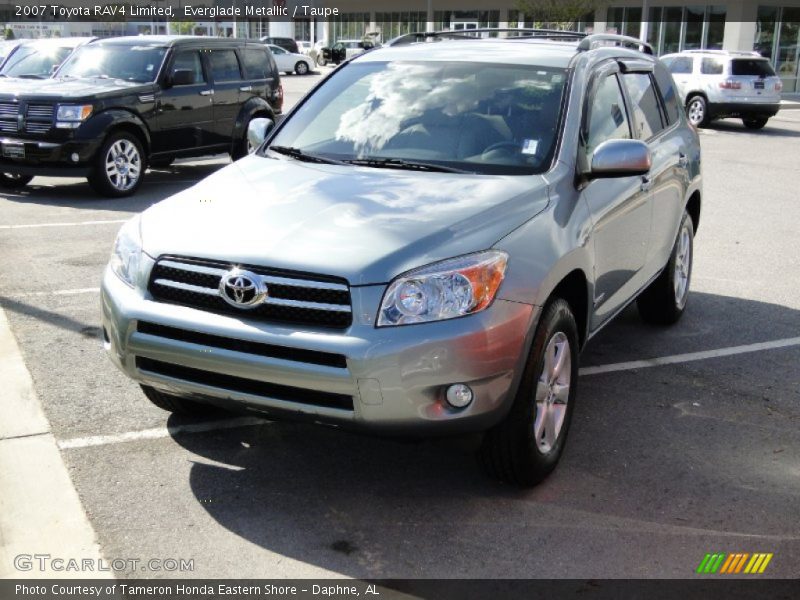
[0,36,283,197]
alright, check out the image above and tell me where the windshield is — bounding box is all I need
[268,61,566,175]
[1,44,73,78]
[57,45,167,82]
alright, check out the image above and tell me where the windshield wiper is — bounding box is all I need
[16,74,46,79]
[267,145,348,166]
[345,157,471,174]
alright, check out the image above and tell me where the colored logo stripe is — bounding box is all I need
[697,553,773,574]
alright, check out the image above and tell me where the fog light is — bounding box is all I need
[445,384,473,409]
[70,153,80,162]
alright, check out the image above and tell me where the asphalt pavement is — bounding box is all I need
[1,70,799,579]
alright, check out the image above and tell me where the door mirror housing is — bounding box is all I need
[168,69,195,88]
[590,139,652,178]
[247,117,275,151]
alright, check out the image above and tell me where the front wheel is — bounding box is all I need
[316,57,327,67]
[87,132,145,197]
[637,211,695,325]
[479,299,579,487]
[295,61,310,75]
[0,173,33,189]
[686,95,709,128]
[743,117,769,130]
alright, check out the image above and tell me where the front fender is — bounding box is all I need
[74,109,151,152]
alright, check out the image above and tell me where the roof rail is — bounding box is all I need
[681,49,761,57]
[387,28,588,46]
[577,34,654,55]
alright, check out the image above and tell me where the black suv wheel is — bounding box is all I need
[88,132,145,197]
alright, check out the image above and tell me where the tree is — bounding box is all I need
[173,21,197,35]
[4,28,14,40]
[514,0,610,30]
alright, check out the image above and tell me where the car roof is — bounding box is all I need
[91,35,256,48]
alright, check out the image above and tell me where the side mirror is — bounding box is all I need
[247,117,275,151]
[167,69,195,88]
[590,139,651,178]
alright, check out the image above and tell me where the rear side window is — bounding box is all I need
[653,63,682,125]
[666,57,694,75]
[731,59,776,77]
[701,58,724,75]
[243,48,270,79]
[208,49,241,82]
[622,73,665,139]
[170,50,205,84]
[586,73,631,155]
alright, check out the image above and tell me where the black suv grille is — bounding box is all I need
[0,102,19,133]
[26,104,54,134]
[148,257,353,329]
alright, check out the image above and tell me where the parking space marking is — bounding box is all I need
[54,335,800,451]
[579,336,800,376]
[15,287,101,298]
[0,218,128,230]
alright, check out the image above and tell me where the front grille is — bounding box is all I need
[26,104,54,134]
[148,257,353,329]
[137,321,348,369]
[136,356,354,411]
[0,102,19,132]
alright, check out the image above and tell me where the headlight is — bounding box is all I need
[56,104,92,128]
[377,250,508,327]
[109,216,142,288]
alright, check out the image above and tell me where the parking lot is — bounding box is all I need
[1,68,800,579]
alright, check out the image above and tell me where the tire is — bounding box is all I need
[285,71,292,76]
[317,57,327,67]
[230,117,255,160]
[87,132,145,197]
[295,61,310,75]
[637,210,695,326]
[686,95,709,128]
[742,117,769,130]
[479,299,580,487]
[141,385,222,415]
[0,173,33,188]
[148,157,174,168]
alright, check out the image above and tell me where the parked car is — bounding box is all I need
[0,40,22,69]
[101,32,701,486]
[321,39,375,65]
[312,40,328,66]
[0,36,283,196]
[265,44,313,75]
[259,36,299,55]
[661,50,782,129]
[0,37,94,79]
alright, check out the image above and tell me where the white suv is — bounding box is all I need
[661,50,782,129]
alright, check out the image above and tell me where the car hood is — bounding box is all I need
[140,155,550,285]
[0,77,149,99]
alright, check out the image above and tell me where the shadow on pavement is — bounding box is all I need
[164,291,800,578]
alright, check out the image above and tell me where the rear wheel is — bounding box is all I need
[295,61,310,75]
[88,132,145,197]
[231,117,260,160]
[686,95,709,127]
[0,173,33,188]
[479,299,579,487]
[316,57,327,67]
[637,210,695,326]
[742,116,769,130]
[141,385,223,415]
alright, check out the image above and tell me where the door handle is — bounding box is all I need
[678,152,688,167]
[199,89,214,96]
[239,85,253,92]
[641,175,653,192]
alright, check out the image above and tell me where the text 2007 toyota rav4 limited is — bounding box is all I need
[102,31,702,486]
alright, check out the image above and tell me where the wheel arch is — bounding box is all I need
[685,190,701,234]
[80,109,151,157]
[230,97,275,154]
[547,269,591,349]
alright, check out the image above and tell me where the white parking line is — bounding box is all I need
[0,219,127,230]
[15,287,101,298]
[54,335,800,451]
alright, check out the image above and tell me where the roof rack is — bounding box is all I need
[577,34,654,55]
[388,28,588,46]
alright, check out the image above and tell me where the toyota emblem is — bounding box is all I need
[219,268,267,309]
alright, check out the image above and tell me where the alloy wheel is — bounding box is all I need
[533,331,571,454]
[104,139,141,192]
[674,223,692,308]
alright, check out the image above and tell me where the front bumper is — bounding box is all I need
[101,260,537,434]
[0,136,99,177]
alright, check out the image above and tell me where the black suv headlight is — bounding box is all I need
[55,104,93,129]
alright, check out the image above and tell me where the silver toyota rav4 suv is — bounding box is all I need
[661,50,782,129]
[102,31,702,486]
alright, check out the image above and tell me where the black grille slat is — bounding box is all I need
[137,321,347,368]
[148,257,353,329]
[136,357,354,411]
[25,104,54,134]
[0,101,18,133]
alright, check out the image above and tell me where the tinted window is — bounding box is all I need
[171,50,205,84]
[243,48,270,79]
[666,57,694,74]
[731,59,776,76]
[586,74,631,155]
[622,73,664,139]
[653,62,682,125]
[701,58,724,74]
[208,49,241,82]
